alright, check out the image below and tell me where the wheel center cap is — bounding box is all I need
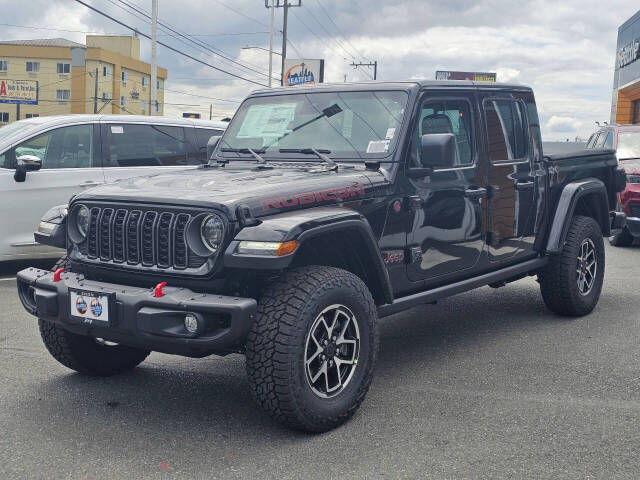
[325,343,337,358]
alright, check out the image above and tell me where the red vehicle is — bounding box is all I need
[587,125,640,246]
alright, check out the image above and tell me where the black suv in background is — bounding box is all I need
[18,81,626,432]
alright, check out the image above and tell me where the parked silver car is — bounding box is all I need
[0,114,227,261]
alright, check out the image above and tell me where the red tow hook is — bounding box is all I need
[154,281,168,298]
[53,268,65,282]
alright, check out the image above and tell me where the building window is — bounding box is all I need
[57,63,70,74]
[141,101,146,114]
[26,61,40,73]
[121,71,128,83]
[56,89,71,101]
[103,66,110,77]
[634,100,640,125]
[0,112,9,122]
[157,80,162,90]
[142,76,148,87]
[121,96,127,108]
[102,92,109,101]
[0,61,7,72]
[26,113,39,119]
[155,102,161,113]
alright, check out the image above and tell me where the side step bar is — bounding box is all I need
[377,257,548,318]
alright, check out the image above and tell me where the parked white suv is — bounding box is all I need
[0,114,227,261]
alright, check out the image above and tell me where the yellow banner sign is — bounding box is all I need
[0,79,38,105]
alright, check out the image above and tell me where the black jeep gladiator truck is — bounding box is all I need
[17,81,626,432]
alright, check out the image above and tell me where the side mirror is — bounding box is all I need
[419,133,456,169]
[207,135,222,160]
[14,154,42,182]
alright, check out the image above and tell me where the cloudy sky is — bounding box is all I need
[1,0,638,139]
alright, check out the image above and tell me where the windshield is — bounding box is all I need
[220,90,408,160]
[617,131,640,160]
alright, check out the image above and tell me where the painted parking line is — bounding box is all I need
[0,277,16,282]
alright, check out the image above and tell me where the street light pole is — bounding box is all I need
[280,0,288,87]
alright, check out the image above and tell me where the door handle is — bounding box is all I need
[515,180,535,190]
[464,187,487,199]
[79,181,102,188]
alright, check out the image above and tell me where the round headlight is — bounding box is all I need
[75,205,90,238]
[200,214,225,253]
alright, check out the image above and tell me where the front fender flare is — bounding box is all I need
[224,207,393,304]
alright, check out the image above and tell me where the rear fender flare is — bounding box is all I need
[545,178,610,254]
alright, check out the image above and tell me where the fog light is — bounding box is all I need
[184,314,199,333]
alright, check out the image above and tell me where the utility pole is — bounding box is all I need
[93,67,98,113]
[150,0,158,115]
[209,104,212,120]
[267,1,302,87]
[350,61,378,80]
[267,0,275,88]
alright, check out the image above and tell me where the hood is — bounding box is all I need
[75,164,382,220]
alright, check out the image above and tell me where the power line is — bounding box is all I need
[313,0,368,61]
[110,0,278,82]
[208,0,269,28]
[296,7,355,61]
[73,0,269,87]
[163,88,241,103]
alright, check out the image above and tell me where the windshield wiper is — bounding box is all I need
[220,147,271,168]
[279,148,337,170]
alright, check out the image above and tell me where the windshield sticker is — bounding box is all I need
[385,127,396,140]
[367,140,390,153]
[110,126,124,134]
[237,103,296,139]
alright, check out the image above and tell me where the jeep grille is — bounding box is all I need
[80,207,207,270]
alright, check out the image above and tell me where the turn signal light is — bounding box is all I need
[236,240,299,257]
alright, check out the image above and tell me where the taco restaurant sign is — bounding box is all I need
[283,59,325,87]
[0,79,38,105]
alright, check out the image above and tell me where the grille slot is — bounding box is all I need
[81,207,208,270]
[630,203,640,218]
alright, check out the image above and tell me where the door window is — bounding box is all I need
[14,124,94,169]
[484,99,529,163]
[106,124,189,166]
[414,99,474,167]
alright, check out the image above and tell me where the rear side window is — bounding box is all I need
[484,99,529,162]
[105,124,188,167]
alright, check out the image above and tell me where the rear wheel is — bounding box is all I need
[245,266,379,432]
[539,215,605,316]
[39,256,150,376]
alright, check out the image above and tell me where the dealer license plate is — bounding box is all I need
[69,289,110,324]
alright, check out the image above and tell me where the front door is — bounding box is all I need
[0,123,103,260]
[406,92,486,282]
[480,94,538,261]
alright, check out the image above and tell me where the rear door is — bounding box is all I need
[406,91,487,282]
[100,122,204,184]
[480,93,539,261]
[0,123,103,259]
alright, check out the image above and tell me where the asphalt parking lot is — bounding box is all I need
[1,244,639,480]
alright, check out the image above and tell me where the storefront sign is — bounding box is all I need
[617,38,640,69]
[283,59,325,87]
[435,71,497,82]
[0,79,38,105]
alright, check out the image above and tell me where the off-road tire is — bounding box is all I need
[246,266,379,432]
[38,255,151,376]
[539,215,605,316]
[609,226,634,247]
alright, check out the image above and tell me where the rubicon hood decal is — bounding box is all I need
[259,184,366,211]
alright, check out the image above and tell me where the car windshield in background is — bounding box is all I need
[220,90,408,160]
[617,131,640,160]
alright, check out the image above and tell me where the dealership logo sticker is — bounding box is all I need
[618,39,640,69]
[75,296,88,315]
[90,298,103,317]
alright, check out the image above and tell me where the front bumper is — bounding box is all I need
[16,268,257,357]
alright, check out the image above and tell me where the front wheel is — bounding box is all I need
[539,215,605,316]
[245,266,379,432]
